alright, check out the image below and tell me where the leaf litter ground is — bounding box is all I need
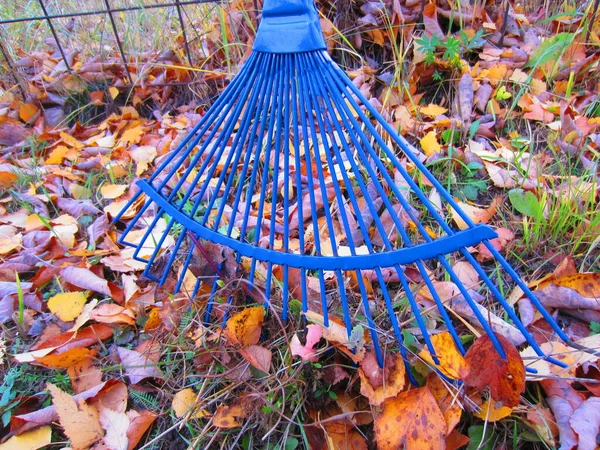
[1,0,600,449]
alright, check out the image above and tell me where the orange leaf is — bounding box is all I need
[427,374,463,433]
[446,429,470,450]
[68,357,103,394]
[120,125,144,145]
[553,273,600,298]
[0,171,18,188]
[213,404,245,429]
[126,410,156,450]
[19,103,39,122]
[47,383,104,450]
[375,387,446,450]
[418,332,470,380]
[359,351,406,406]
[224,306,264,347]
[35,348,97,369]
[464,334,525,407]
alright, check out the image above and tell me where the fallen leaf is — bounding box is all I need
[100,184,128,200]
[130,145,157,175]
[12,380,112,435]
[100,407,130,450]
[418,331,470,380]
[290,324,323,362]
[14,324,113,363]
[47,291,88,321]
[450,198,500,230]
[359,351,406,406]
[304,311,365,362]
[554,273,600,298]
[420,131,442,156]
[571,397,600,450]
[90,304,136,325]
[213,404,245,428]
[473,399,513,422]
[19,103,39,123]
[35,348,96,369]
[224,306,264,347]
[0,425,51,450]
[60,266,111,297]
[68,357,103,394]
[116,347,164,384]
[48,382,104,450]
[464,334,525,407]
[172,388,207,419]
[420,104,448,117]
[427,374,463,433]
[547,396,578,450]
[126,410,157,449]
[0,170,18,188]
[239,345,272,373]
[374,387,446,450]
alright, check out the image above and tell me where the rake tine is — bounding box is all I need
[114,0,574,378]
[302,51,442,361]
[460,249,567,367]
[201,57,276,233]
[148,53,260,186]
[174,235,197,293]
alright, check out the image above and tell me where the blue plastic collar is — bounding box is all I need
[253,0,327,53]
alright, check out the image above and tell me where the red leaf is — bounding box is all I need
[464,334,525,407]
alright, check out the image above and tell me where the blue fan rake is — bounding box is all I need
[114,0,572,373]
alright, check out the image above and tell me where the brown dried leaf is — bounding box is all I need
[48,382,104,450]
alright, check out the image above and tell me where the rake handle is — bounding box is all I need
[253,0,326,53]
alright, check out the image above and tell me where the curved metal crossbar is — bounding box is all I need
[114,0,572,376]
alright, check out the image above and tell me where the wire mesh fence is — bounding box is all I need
[0,0,257,115]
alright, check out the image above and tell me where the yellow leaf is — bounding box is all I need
[0,425,51,450]
[45,145,70,165]
[109,86,119,100]
[48,292,88,321]
[474,400,513,422]
[420,103,448,117]
[420,131,441,156]
[172,388,209,419]
[100,183,128,200]
[419,332,470,380]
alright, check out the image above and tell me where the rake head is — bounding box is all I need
[114,0,571,374]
